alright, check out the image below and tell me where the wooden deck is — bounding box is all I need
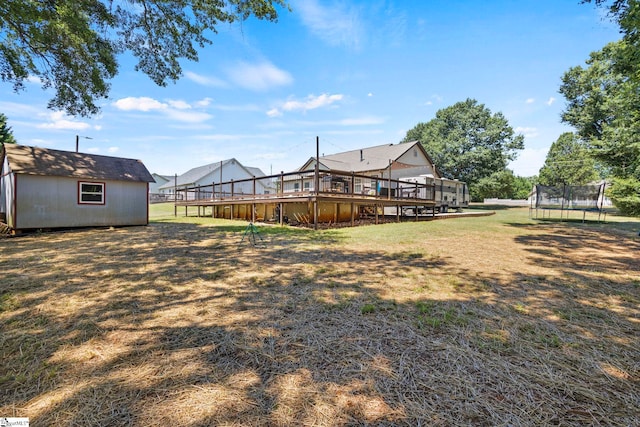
[169,169,455,228]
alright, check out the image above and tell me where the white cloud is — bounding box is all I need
[547,97,556,106]
[195,97,213,107]
[266,108,282,118]
[113,97,166,111]
[185,71,228,88]
[107,147,120,154]
[164,109,212,123]
[515,126,539,138]
[36,111,91,130]
[282,94,343,112]
[112,96,212,123]
[226,61,293,91]
[268,93,344,117]
[292,0,363,49]
[167,100,191,110]
[526,98,535,104]
[26,75,42,85]
[212,103,261,112]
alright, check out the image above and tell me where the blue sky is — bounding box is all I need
[1,0,621,177]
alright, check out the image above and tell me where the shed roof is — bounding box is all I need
[2,144,154,183]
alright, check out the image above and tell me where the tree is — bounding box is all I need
[401,98,524,199]
[473,170,536,201]
[538,133,600,186]
[559,41,640,179]
[607,176,640,216]
[0,0,287,116]
[0,113,17,145]
[563,1,640,215]
[560,40,640,215]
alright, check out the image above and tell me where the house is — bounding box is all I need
[0,144,154,232]
[171,141,468,227]
[283,140,440,194]
[158,158,273,200]
[150,173,172,194]
[149,173,172,202]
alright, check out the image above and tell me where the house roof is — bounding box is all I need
[151,173,172,182]
[245,166,266,178]
[2,144,154,182]
[158,158,267,189]
[298,141,433,173]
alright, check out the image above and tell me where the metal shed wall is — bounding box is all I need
[0,156,15,226]
[14,174,149,229]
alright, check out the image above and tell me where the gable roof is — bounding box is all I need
[158,158,267,190]
[298,141,434,173]
[2,144,154,182]
[151,173,172,182]
[244,166,266,178]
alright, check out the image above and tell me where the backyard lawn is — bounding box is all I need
[1,205,638,426]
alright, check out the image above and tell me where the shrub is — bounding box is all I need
[607,177,640,216]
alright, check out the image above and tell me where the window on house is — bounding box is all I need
[79,181,105,204]
[304,181,310,190]
[354,178,362,193]
[294,182,300,190]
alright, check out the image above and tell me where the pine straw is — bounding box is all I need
[1,211,639,426]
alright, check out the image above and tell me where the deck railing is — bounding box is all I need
[173,169,437,204]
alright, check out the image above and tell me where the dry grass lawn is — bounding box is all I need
[1,206,639,426]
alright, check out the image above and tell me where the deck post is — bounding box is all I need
[387,160,392,200]
[351,202,355,226]
[174,173,177,217]
[351,172,355,196]
[252,177,256,223]
[314,136,319,230]
[375,204,379,225]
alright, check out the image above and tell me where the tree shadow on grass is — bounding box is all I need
[0,220,638,425]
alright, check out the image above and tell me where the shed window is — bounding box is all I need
[79,181,105,204]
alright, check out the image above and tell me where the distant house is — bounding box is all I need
[284,140,440,193]
[158,158,273,199]
[149,173,172,202]
[0,144,154,232]
[150,173,172,194]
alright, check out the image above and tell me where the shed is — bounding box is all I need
[0,144,155,232]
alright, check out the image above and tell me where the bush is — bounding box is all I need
[607,177,640,216]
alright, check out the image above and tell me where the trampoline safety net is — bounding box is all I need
[533,183,605,210]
